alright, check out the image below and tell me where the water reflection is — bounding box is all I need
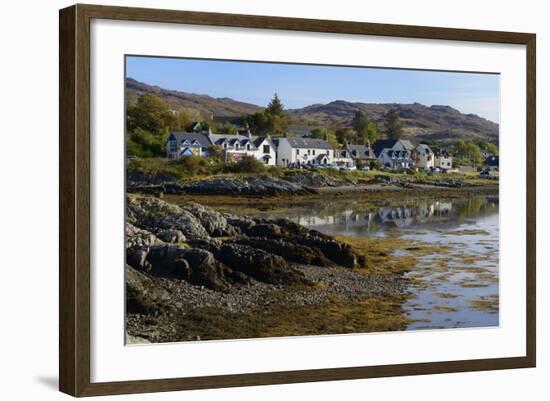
[268,196,498,236]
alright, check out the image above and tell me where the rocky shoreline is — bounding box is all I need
[127,171,496,198]
[125,195,407,343]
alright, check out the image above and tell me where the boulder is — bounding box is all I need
[125,264,171,314]
[182,202,236,237]
[292,235,359,268]
[234,237,334,267]
[212,243,309,286]
[127,195,210,241]
[125,223,162,248]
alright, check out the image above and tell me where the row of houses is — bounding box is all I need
[165,128,454,170]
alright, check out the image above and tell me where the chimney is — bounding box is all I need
[246,129,252,139]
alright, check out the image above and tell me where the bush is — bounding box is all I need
[175,155,211,176]
[224,155,266,174]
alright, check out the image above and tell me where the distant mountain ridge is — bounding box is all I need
[126,78,498,143]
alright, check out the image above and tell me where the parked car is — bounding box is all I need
[359,165,370,171]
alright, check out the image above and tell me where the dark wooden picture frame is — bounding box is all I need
[59,3,536,397]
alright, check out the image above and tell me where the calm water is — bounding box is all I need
[241,196,500,330]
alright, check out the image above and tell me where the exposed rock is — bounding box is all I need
[292,235,360,268]
[282,171,356,187]
[125,223,162,248]
[182,202,236,237]
[127,195,210,240]
[233,237,335,267]
[212,243,309,286]
[131,245,246,291]
[125,264,171,314]
[127,172,179,186]
[155,229,186,243]
[130,175,318,197]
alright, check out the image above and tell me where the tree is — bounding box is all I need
[246,94,290,136]
[218,122,238,135]
[168,108,193,132]
[384,109,403,140]
[366,121,379,145]
[485,142,499,156]
[335,127,358,145]
[311,127,339,148]
[352,110,369,143]
[265,93,284,116]
[127,93,173,136]
[466,141,484,166]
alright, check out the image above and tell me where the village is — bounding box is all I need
[164,119,498,174]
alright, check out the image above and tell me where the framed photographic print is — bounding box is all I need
[59,4,536,397]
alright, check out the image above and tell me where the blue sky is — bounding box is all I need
[126,56,500,123]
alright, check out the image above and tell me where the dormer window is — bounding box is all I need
[182,139,190,146]
[246,144,251,150]
[235,143,240,149]
[223,143,228,149]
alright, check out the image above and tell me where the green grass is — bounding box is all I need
[127,156,492,186]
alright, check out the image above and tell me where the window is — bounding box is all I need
[308,149,311,155]
[223,143,228,149]
[246,144,251,150]
[296,149,300,155]
[235,143,240,149]
[312,149,316,156]
[263,145,270,154]
[169,141,177,151]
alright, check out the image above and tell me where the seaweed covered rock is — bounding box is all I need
[128,245,248,291]
[233,237,334,267]
[125,264,171,314]
[212,243,309,286]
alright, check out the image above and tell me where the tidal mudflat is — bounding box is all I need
[215,195,500,331]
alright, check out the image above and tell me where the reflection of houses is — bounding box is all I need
[372,139,415,170]
[275,137,333,166]
[413,144,435,169]
[377,207,415,227]
[165,130,276,165]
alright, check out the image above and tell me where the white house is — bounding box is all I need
[275,137,333,167]
[332,148,356,168]
[209,132,276,166]
[372,139,415,170]
[434,149,453,170]
[413,144,435,169]
[165,131,277,166]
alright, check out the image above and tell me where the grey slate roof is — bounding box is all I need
[284,137,331,150]
[344,144,376,160]
[168,132,212,147]
[372,139,414,156]
[415,144,434,154]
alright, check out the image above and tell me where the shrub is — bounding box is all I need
[224,155,266,174]
[175,155,210,176]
